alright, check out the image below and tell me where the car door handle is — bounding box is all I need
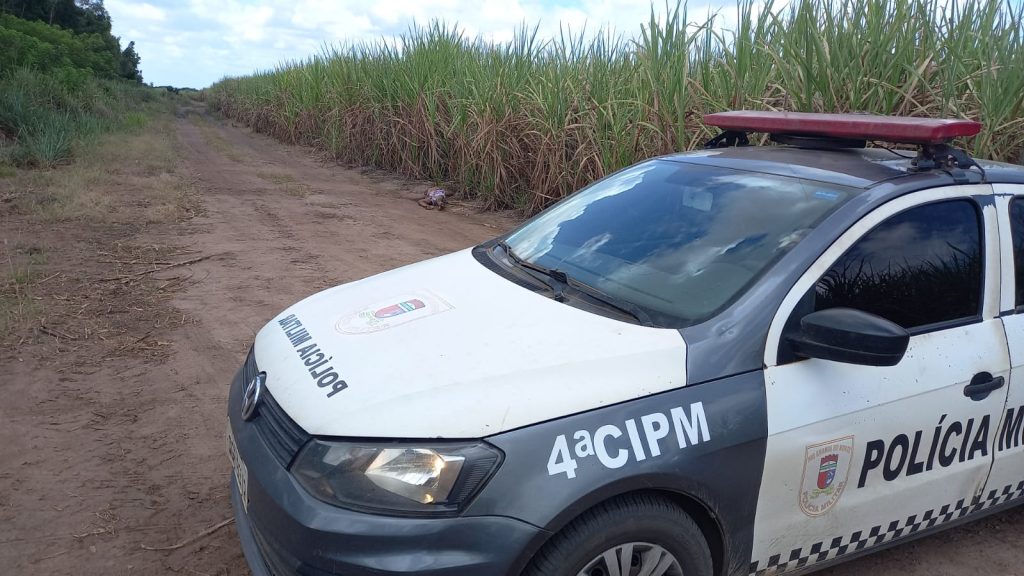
[963,372,1005,401]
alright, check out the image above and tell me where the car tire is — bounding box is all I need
[523,493,713,576]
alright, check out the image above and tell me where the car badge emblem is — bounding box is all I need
[241,373,264,421]
[799,436,854,517]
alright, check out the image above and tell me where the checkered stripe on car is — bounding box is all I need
[748,481,1024,575]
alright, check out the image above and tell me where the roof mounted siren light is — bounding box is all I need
[703,111,985,181]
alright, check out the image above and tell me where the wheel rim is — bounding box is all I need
[577,542,684,576]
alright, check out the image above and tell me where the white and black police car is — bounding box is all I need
[226,112,1024,576]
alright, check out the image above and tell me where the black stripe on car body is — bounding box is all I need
[468,369,768,576]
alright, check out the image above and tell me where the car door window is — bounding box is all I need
[814,199,982,330]
[1008,198,1024,309]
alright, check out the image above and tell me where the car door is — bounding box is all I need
[989,185,1024,501]
[748,185,1010,575]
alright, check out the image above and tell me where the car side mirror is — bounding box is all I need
[786,308,909,367]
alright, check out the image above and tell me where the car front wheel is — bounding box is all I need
[524,493,713,576]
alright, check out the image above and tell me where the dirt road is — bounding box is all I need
[1,108,1021,575]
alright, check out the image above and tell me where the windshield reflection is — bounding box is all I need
[505,160,852,325]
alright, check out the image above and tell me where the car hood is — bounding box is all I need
[254,249,687,438]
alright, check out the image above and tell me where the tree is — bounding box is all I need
[2,0,137,80]
[73,0,110,35]
[118,39,141,82]
[0,1,111,34]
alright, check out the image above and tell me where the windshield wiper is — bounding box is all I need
[496,240,567,301]
[561,274,656,327]
[495,241,654,327]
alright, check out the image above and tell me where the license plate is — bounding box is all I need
[227,426,249,512]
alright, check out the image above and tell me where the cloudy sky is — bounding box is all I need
[105,0,741,89]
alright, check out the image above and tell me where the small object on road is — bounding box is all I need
[96,252,222,282]
[141,517,234,551]
[418,187,447,210]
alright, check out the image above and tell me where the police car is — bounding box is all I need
[227,111,1024,576]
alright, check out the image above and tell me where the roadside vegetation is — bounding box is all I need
[0,2,150,168]
[0,2,198,345]
[208,0,1024,211]
[0,67,158,168]
[0,105,200,341]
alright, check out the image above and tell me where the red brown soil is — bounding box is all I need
[1,107,1020,575]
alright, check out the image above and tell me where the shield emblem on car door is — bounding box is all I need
[799,436,854,517]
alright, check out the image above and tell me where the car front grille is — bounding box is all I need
[243,349,311,468]
[254,387,309,468]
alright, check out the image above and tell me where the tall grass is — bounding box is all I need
[0,67,161,168]
[208,0,1024,211]
[0,12,159,169]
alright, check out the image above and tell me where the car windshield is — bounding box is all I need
[503,159,855,326]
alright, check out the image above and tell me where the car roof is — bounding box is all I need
[658,145,1024,189]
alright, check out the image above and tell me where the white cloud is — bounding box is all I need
[106,0,753,88]
[290,1,375,40]
[106,0,166,22]
[187,0,275,43]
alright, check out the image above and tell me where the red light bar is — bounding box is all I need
[704,111,981,145]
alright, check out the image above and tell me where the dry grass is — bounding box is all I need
[0,105,202,353]
[0,241,45,336]
[2,113,199,224]
[0,240,201,364]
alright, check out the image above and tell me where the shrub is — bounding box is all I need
[0,66,163,168]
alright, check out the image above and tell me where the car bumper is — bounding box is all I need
[228,364,544,576]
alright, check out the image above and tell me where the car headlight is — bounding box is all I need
[292,439,503,515]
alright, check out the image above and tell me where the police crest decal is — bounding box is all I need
[799,436,855,517]
[335,289,453,335]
